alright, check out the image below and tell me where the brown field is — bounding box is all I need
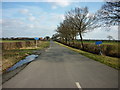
[1,41,50,72]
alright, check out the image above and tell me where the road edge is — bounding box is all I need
[55,41,119,70]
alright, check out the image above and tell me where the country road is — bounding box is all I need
[3,41,118,88]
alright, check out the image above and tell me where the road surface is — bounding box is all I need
[3,41,118,88]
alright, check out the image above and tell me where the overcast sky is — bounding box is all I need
[0,0,118,40]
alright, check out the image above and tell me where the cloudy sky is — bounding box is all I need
[1,0,118,40]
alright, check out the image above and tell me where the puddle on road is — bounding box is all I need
[6,54,38,72]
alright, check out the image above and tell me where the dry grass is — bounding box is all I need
[2,41,50,72]
[55,41,119,70]
[61,41,119,58]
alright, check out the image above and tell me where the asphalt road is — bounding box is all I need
[3,41,118,88]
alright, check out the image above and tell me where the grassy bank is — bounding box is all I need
[2,41,50,72]
[58,40,119,58]
[55,41,119,70]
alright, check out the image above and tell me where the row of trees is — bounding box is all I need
[56,7,98,50]
[52,1,120,50]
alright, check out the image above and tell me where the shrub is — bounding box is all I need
[2,41,42,50]
[59,41,119,58]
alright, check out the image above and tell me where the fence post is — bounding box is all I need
[98,45,102,55]
[35,40,37,48]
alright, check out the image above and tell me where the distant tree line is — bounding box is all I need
[2,36,50,41]
[2,37,35,40]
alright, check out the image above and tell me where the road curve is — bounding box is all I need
[3,41,118,88]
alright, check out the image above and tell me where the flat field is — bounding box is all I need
[1,40,50,72]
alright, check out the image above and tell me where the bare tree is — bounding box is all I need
[52,33,60,41]
[65,7,98,50]
[97,0,120,26]
[63,18,78,44]
[107,35,113,40]
[56,18,78,44]
[45,36,50,41]
[56,23,70,43]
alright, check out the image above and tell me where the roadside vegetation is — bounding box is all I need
[56,40,119,58]
[52,1,119,69]
[2,40,50,72]
[55,42,119,70]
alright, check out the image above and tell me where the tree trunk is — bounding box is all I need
[79,32,84,50]
[65,38,67,44]
[72,37,75,45]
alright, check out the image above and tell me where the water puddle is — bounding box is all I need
[6,54,38,72]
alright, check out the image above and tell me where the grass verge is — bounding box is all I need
[2,41,50,72]
[55,41,119,70]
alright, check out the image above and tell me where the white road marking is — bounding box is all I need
[75,82,82,88]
